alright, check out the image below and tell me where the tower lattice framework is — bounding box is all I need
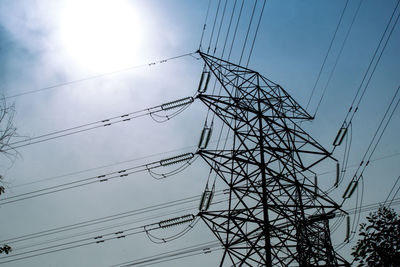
[197,52,349,266]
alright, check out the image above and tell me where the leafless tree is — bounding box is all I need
[0,96,18,255]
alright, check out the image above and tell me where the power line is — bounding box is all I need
[207,0,222,53]
[199,0,212,50]
[305,0,349,112]
[1,191,228,247]
[228,0,245,60]
[384,175,400,204]
[0,152,197,205]
[0,193,202,244]
[7,196,229,252]
[10,144,198,189]
[347,1,400,124]
[313,0,363,117]
[6,96,194,151]
[388,178,400,206]
[0,216,196,265]
[342,85,400,201]
[0,195,233,264]
[212,0,228,55]
[333,0,400,150]
[239,0,258,65]
[220,0,238,58]
[246,0,267,68]
[5,52,195,99]
[109,240,222,267]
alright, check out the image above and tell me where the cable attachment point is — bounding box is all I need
[158,214,195,228]
[160,153,194,166]
[161,97,194,111]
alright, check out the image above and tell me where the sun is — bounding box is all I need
[59,0,144,73]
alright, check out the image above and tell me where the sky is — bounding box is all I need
[0,0,399,266]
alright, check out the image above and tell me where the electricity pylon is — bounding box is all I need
[197,51,349,266]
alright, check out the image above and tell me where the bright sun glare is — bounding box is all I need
[60,0,144,73]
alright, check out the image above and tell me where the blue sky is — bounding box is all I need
[0,0,399,266]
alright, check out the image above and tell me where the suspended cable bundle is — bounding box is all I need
[332,1,400,151]
[0,152,197,205]
[7,96,195,151]
[147,153,197,180]
[144,214,198,244]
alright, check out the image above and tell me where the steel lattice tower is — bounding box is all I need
[197,52,349,266]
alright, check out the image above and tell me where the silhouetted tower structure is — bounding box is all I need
[197,52,348,266]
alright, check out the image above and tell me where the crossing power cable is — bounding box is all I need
[313,0,364,117]
[0,195,233,264]
[0,152,197,205]
[5,195,230,252]
[9,137,231,189]
[6,96,195,151]
[206,0,222,54]
[227,0,245,60]
[339,84,400,244]
[385,175,400,206]
[342,85,400,202]
[11,140,400,245]
[305,0,349,113]
[199,0,212,50]
[332,0,400,151]
[0,191,227,245]
[0,214,195,265]
[5,52,196,99]
[211,0,228,56]
[238,0,258,65]
[246,0,266,68]
[109,240,222,267]
[220,0,238,58]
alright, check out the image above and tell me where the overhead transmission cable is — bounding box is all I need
[238,0,258,65]
[9,144,197,189]
[338,85,400,248]
[227,0,245,60]
[385,175,400,206]
[206,0,222,53]
[0,194,234,264]
[199,0,212,50]
[0,214,197,265]
[342,85,400,201]
[246,0,266,68]
[0,191,228,245]
[10,195,232,253]
[211,0,228,55]
[1,188,397,265]
[313,0,363,117]
[5,52,195,99]
[305,0,349,113]
[6,96,195,151]
[332,0,400,150]
[220,0,238,58]
[10,136,231,189]
[0,152,197,205]
[109,240,222,267]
